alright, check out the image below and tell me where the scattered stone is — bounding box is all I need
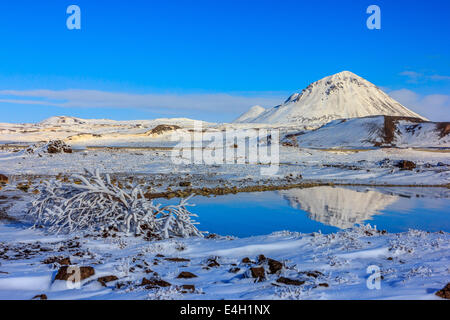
[435,283,450,299]
[205,234,218,239]
[32,294,47,300]
[177,271,198,279]
[318,283,329,288]
[250,267,265,281]
[155,254,165,258]
[97,275,119,287]
[54,266,95,282]
[257,255,267,263]
[276,277,305,286]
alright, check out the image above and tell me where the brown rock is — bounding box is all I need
[396,160,416,170]
[32,294,47,300]
[207,257,220,268]
[165,257,190,262]
[54,266,95,282]
[318,283,329,288]
[0,174,8,184]
[141,277,171,288]
[46,140,72,154]
[229,267,241,273]
[43,256,71,265]
[435,283,450,299]
[177,271,198,279]
[181,284,195,293]
[302,270,323,278]
[250,267,265,281]
[267,259,283,274]
[257,255,267,263]
[276,277,305,286]
[179,181,191,187]
[97,275,119,286]
[241,257,253,264]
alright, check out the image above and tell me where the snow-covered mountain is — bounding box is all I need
[280,186,399,228]
[235,71,426,128]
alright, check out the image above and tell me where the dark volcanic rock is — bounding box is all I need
[32,294,48,300]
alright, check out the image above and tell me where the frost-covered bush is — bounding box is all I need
[28,169,203,239]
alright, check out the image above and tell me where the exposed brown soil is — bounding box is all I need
[382,116,425,145]
[436,122,450,138]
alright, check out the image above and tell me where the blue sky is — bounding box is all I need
[0,0,449,123]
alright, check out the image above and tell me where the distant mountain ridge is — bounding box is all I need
[234,71,426,128]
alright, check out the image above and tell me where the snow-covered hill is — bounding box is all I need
[234,105,266,123]
[0,116,213,146]
[236,71,426,128]
[283,115,450,148]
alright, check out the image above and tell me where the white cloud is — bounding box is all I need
[388,89,450,121]
[0,89,284,115]
[399,71,450,83]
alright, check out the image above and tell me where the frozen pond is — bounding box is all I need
[162,186,450,237]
